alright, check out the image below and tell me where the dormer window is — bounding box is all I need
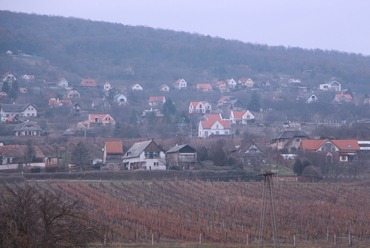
[348,144,351,148]
[95,117,98,122]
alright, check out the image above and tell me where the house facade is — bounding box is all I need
[114,93,127,105]
[174,79,187,90]
[131,83,143,91]
[196,84,212,92]
[334,93,353,102]
[87,114,115,127]
[319,81,341,91]
[227,78,237,88]
[238,78,254,87]
[122,139,166,170]
[160,84,170,91]
[65,88,81,98]
[103,141,124,169]
[19,74,35,83]
[214,81,228,92]
[166,144,197,170]
[80,79,97,87]
[0,103,37,121]
[2,72,16,83]
[271,130,309,151]
[57,78,68,87]
[103,81,113,91]
[14,120,42,136]
[230,111,255,124]
[198,120,231,138]
[149,96,166,106]
[189,101,211,114]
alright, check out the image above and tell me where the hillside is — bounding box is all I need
[1,11,370,92]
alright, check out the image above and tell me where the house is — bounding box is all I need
[14,120,42,136]
[103,141,124,168]
[214,81,228,92]
[103,81,113,92]
[217,96,231,106]
[62,129,75,136]
[0,92,8,98]
[131,83,143,91]
[232,140,264,165]
[87,114,115,127]
[57,78,68,87]
[174,79,187,90]
[166,144,197,170]
[198,120,231,138]
[114,93,127,105]
[289,78,301,83]
[49,99,72,107]
[159,84,170,91]
[238,78,254,87]
[229,99,244,111]
[65,88,81,98]
[230,111,254,124]
[122,139,166,170]
[0,145,45,168]
[142,108,164,117]
[319,81,341,91]
[0,103,37,121]
[4,116,20,124]
[19,74,35,83]
[271,130,309,151]
[149,96,166,107]
[2,72,16,83]
[189,101,211,114]
[124,67,135,75]
[227,78,237,88]
[71,103,82,116]
[300,139,360,162]
[196,84,212,92]
[91,100,111,110]
[19,88,27,94]
[80,79,97,87]
[334,93,353,102]
[297,92,319,103]
[203,114,223,121]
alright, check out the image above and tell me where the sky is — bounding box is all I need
[1,0,370,55]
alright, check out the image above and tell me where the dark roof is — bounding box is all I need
[233,141,264,157]
[122,140,152,159]
[272,130,309,141]
[1,103,35,112]
[13,121,42,132]
[166,144,196,154]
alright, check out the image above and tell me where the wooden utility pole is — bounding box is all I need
[258,171,280,248]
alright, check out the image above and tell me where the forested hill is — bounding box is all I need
[1,10,370,91]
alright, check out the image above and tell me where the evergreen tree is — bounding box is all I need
[213,147,227,166]
[247,91,261,112]
[2,81,9,93]
[293,159,303,175]
[113,122,122,137]
[9,81,19,99]
[71,142,90,172]
[163,98,176,115]
[24,141,36,166]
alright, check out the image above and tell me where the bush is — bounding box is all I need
[31,167,41,173]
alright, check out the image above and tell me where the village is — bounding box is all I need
[0,66,369,179]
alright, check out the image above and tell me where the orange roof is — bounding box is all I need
[174,79,182,84]
[301,139,360,151]
[215,81,225,86]
[5,116,17,122]
[49,99,72,106]
[197,84,212,89]
[160,84,168,88]
[191,101,201,108]
[233,111,248,119]
[217,96,230,103]
[2,71,11,78]
[239,78,251,83]
[201,120,230,129]
[204,114,222,121]
[335,94,352,100]
[149,96,165,102]
[105,141,124,155]
[81,79,97,87]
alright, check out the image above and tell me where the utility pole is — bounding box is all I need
[258,171,280,248]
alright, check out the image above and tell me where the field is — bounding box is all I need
[6,179,370,247]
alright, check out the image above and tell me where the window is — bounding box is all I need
[216,131,219,135]
[321,143,335,152]
[205,131,208,137]
[154,162,159,166]
[348,144,351,148]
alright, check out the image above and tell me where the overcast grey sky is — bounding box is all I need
[1,0,370,55]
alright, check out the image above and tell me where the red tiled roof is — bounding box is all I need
[81,79,97,87]
[149,96,165,102]
[105,141,124,155]
[239,78,251,83]
[300,139,360,151]
[215,81,225,86]
[300,139,327,150]
[232,111,247,119]
[5,116,17,122]
[2,71,10,78]
[197,84,212,89]
[88,114,115,123]
[174,79,182,84]
[335,94,352,100]
[204,114,222,121]
[217,96,230,103]
[201,120,230,129]
[191,101,201,108]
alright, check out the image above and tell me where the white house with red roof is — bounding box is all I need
[2,72,16,83]
[65,88,81,98]
[149,96,166,106]
[159,84,170,91]
[19,74,35,83]
[230,111,255,125]
[103,81,113,91]
[103,141,124,168]
[227,78,237,88]
[189,101,211,114]
[87,114,115,127]
[131,83,143,91]
[49,99,72,107]
[300,139,360,162]
[214,81,228,92]
[238,78,254,87]
[57,78,68,87]
[80,79,97,87]
[333,93,353,102]
[198,120,231,138]
[196,83,212,92]
[174,79,187,90]
[217,96,231,106]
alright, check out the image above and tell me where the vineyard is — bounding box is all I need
[4,179,370,246]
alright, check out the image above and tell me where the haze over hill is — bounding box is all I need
[1,11,370,92]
